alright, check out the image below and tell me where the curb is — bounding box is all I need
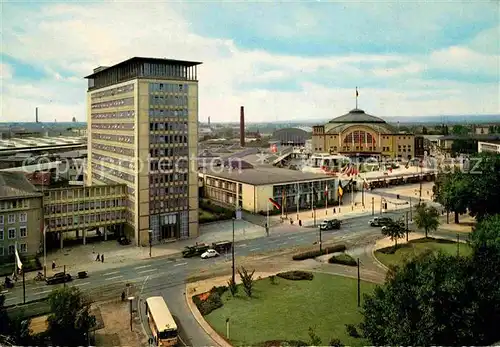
[184,285,229,347]
[371,247,390,272]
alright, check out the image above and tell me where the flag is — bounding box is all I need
[356,87,359,97]
[269,198,281,210]
[338,181,344,198]
[14,243,23,270]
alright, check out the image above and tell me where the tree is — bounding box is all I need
[451,124,469,136]
[360,252,489,345]
[47,287,95,346]
[227,277,238,296]
[421,126,428,135]
[237,267,255,298]
[451,139,477,155]
[414,203,440,238]
[381,219,406,248]
[329,337,344,347]
[308,326,322,346]
[468,214,500,252]
[433,169,470,223]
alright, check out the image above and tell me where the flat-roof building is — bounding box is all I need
[85,57,202,246]
[200,164,338,214]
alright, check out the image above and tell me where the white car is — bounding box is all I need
[201,249,219,259]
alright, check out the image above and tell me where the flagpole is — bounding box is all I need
[266,200,269,236]
[325,183,328,216]
[296,183,300,220]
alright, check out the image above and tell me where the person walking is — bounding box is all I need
[51,261,56,270]
[96,253,100,261]
[101,254,104,263]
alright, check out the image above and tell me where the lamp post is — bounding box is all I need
[319,224,322,252]
[148,230,152,258]
[232,218,235,285]
[128,296,135,331]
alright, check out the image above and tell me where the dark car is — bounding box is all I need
[319,219,341,231]
[46,272,72,285]
[369,217,392,227]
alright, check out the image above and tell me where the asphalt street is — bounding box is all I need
[2,207,455,346]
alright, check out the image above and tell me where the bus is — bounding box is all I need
[145,296,178,346]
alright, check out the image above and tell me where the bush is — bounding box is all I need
[329,338,344,347]
[277,271,314,281]
[192,285,227,316]
[345,324,361,338]
[328,253,357,266]
[260,340,308,347]
[269,275,277,285]
[292,245,347,260]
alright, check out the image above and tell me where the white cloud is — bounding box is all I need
[0,63,13,80]
[0,2,499,123]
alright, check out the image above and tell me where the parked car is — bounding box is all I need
[211,240,232,253]
[369,217,392,227]
[201,249,219,259]
[182,243,210,258]
[46,272,72,285]
[319,219,341,231]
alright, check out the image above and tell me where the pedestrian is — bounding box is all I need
[121,291,126,302]
[333,207,336,214]
[51,261,56,270]
[96,253,100,261]
[101,254,104,262]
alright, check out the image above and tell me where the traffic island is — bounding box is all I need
[188,271,376,346]
[373,236,472,269]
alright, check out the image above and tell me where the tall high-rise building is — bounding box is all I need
[85,57,202,246]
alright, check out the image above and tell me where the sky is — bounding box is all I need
[1,0,499,123]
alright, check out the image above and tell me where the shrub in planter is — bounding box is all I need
[277,271,314,281]
[292,244,347,260]
[328,253,357,266]
[193,285,228,315]
[345,324,361,338]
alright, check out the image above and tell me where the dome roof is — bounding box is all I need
[329,108,386,124]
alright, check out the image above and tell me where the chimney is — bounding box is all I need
[240,106,245,147]
[35,107,38,123]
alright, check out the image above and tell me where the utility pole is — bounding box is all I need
[357,258,361,307]
[405,211,409,241]
[409,197,413,221]
[232,218,235,285]
[22,268,26,304]
[319,225,322,252]
[371,197,374,216]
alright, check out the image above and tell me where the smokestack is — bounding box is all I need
[240,106,245,147]
[208,116,211,127]
[35,107,38,123]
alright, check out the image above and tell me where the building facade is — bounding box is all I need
[0,172,43,261]
[200,167,338,214]
[85,57,201,246]
[312,108,415,160]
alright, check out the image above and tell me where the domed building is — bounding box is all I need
[312,108,416,160]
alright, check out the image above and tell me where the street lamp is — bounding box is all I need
[318,224,322,253]
[128,296,135,331]
[148,230,152,258]
[231,218,235,285]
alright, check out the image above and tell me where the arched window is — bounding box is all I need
[343,131,376,144]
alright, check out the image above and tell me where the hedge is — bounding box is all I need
[292,244,347,261]
[277,271,314,281]
[328,253,357,266]
[192,285,228,316]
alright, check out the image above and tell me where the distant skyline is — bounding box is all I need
[1,1,499,123]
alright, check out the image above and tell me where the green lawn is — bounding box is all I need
[375,237,473,268]
[204,273,376,346]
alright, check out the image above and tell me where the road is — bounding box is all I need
[2,207,456,346]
